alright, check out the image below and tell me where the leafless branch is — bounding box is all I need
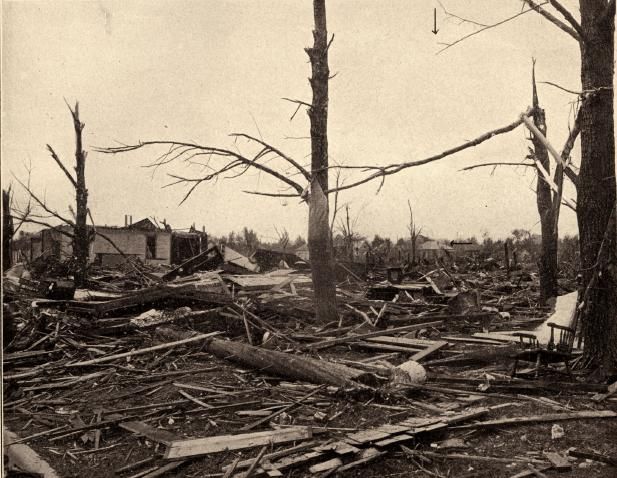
[438,0,488,27]
[12,174,75,227]
[522,0,581,42]
[437,3,549,54]
[242,190,300,198]
[46,145,77,188]
[326,109,534,194]
[97,140,305,201]
[230,133,311,180]
[547,0,585,40]
[12,216,74,239]
[460,161,536,171]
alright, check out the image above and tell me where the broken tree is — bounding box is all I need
[306,0,338,322]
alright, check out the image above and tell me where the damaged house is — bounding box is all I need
[24,217,208,267]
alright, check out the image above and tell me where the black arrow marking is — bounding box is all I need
[432,8,439,35]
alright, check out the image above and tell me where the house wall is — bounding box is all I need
[91,229,172,264]
[155,232,172,262]
[92,229,147,260]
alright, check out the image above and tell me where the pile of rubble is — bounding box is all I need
[3,258,616,477]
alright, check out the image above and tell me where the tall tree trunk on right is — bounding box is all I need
[307,0,337,322]
[530,65,559,303]
[577,0,617,375]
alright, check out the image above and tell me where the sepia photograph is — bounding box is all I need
[1,1,616,476]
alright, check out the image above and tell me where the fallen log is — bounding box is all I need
[156,326,379,388]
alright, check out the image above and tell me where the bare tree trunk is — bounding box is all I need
[530,65,559,303]
[70,103,89,287]
[2,189,14,271]
[307,0,337,322]
[578,0,617,375]
[504,239,511,277]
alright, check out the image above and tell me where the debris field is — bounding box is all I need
[3,256,617,478]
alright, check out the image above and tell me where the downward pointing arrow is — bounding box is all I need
[432,8,439,35]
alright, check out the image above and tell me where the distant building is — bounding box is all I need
[451,241,481,258]
[19,217,207,266]
[251,246,307,271]
[295,243,310,261]
[417,240,454,262]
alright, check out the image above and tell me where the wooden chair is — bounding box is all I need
[511,322,577,378]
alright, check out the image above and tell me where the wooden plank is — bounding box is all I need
[374,433,414,447]
[309,458,343,474]
[441,336,505,345]
[354,342,424,354]
[453,410,617,429]
[411,341,449,362]
[344,429,391,445]
[314,441,360,455]
[119,421,178,445]
[568,449,617,467]
[543,452,571,471]
[307,321,443,351]
[66,331,222,368]
[508,466,553,478]
[164,426,312,459]
[364,336,434,347]
[223,442,317,472]
[265,450,325,470]
[591,381,617,402]
[373,424,411,434]
[335,448,386,473]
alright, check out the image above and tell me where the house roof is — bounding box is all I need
[418,240,454,251]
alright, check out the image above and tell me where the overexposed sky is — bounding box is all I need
[2,0,589,242]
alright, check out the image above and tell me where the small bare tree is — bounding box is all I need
[407,199,422,265]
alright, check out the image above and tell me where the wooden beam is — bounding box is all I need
[164,427,313,459]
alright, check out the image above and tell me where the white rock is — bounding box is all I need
[394,360,427,385]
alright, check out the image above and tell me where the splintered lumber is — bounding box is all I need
[423,344,519,366]
[244,445,268,478]
[568,449,617,467]
[453,410,617,429]
[333,448,386,473]
[65,331,222,368]
[509,466,553,478]
[307,321,443,351]
[119,420,179,445]
[359,337,448,361]
[222,442,317,473]
[156,326,370,387]
[543,452,571,471]
[400,447,541,464]
[309,457,343,474]
[164,426,312,459]
[591,380,617,402]
[242,385,326,431]
[140,461,186,478]
[411,340,449,361]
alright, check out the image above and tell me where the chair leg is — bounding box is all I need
[511,359,518,378]
[564,360,573,379]
[535,354,541,379]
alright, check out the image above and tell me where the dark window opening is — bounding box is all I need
[146,235,156,259]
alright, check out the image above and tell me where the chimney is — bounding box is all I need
[130,215,133,225]
[124,215,128,227]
